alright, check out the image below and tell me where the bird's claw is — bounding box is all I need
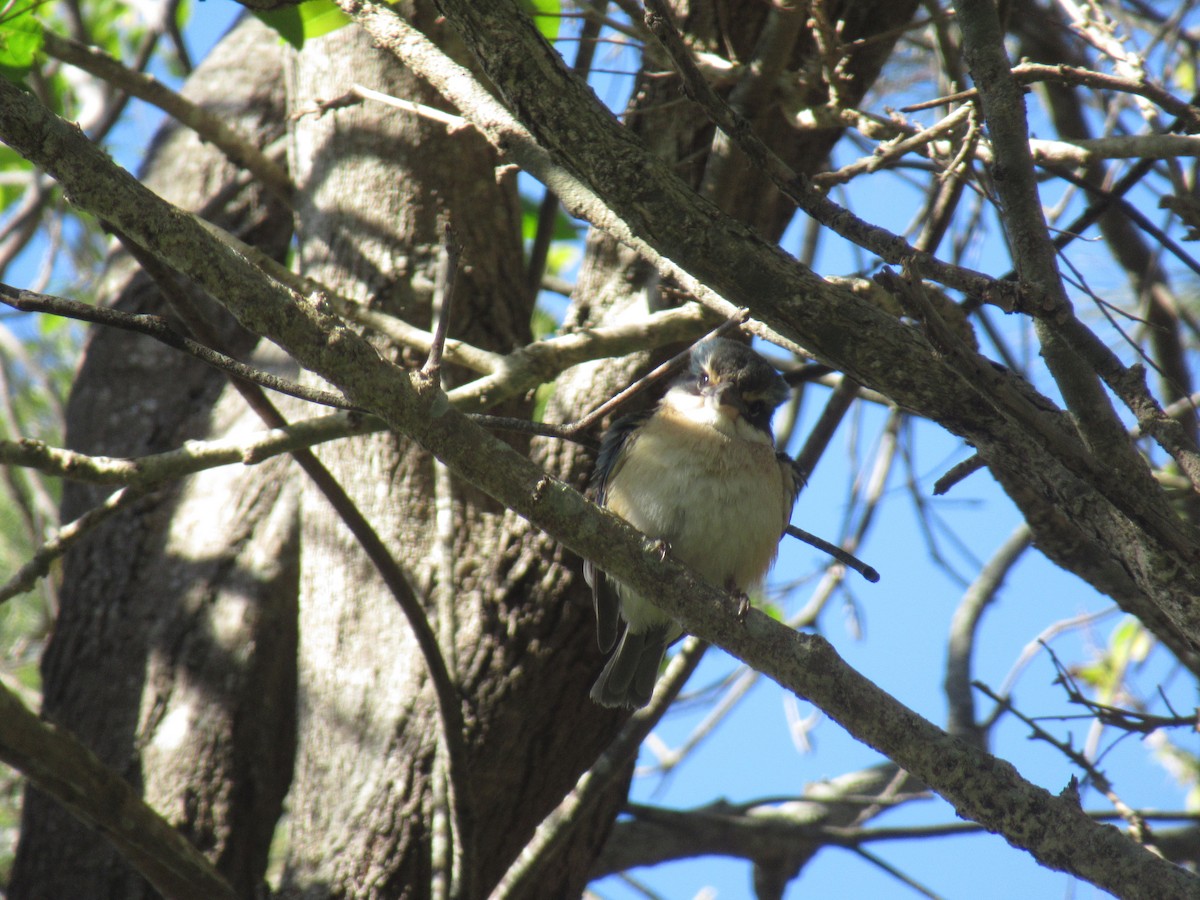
[726,580,751,621]
[651,538,671,562]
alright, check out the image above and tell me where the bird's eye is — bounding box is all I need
[748,401,766,419]
[698,372,710,386]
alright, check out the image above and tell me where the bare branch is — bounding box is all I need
[944,526,1033,743]
[639,0,1028,313]
[0,282,357,411]
[784,525,880,583]
[0,412,373,485]
[902,62,1200,131]
[0,485,145,605]
[974,682,1153,844]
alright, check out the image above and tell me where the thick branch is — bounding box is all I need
[0,679,236,900]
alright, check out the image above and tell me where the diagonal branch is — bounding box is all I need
[0,670,235,900]
[0,282,357,411]
[953,0,1145,465]
[0,485,147,604]
[40,29,294,204]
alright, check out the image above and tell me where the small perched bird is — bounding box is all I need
[585,338,799,708]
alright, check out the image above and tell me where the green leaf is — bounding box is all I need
[531,381,555,423]
[520,195,582,243]
[518,0,561,42]
[0,143,32,211]
[1175,59,1195,96]
[530,305,559,341]
[545,242,580,279]
[760,602,785,622]
[0,0,44,84]
[255,0,352,50]
[1108,616,1151,670]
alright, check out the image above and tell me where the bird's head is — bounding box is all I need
[664,338,789,442]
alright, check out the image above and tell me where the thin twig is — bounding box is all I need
[792,407,899,625]
[564,311,749,436]
[0,486,148,604]
[974,680,1152,843]
[465,414,598,450]
[424,223,461,378]
[902,62,1200,129]
[1043,648,1197,736]
[0,413,376,485]
[350,82,467,128]
[0,282,357,411]
[785,525,879,582]
[850,846,948,900]
[791,374,859,485]
[490,639,706,899]
[643,662,758,776]
[40,29,293,204]
[812,103,974,190]
[932,455,987,495]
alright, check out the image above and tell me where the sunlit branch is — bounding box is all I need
[902,63,1200,130]
[812,102,974,189]
[447,305,720,412]
[0,413,373,485]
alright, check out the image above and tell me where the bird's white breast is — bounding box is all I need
[605,404,789,603]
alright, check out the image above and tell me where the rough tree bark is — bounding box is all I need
[275,9,626,896]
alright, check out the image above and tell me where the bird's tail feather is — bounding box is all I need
[590,625,671,709]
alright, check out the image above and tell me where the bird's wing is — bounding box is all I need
[777,450,803,534]
[584,410,652,653]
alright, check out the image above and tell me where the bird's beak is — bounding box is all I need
[711,382,748,420]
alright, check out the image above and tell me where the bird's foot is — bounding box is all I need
[651,538,671,562]
[726,579,751,621]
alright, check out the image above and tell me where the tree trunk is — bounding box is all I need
[276,10,627,897]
